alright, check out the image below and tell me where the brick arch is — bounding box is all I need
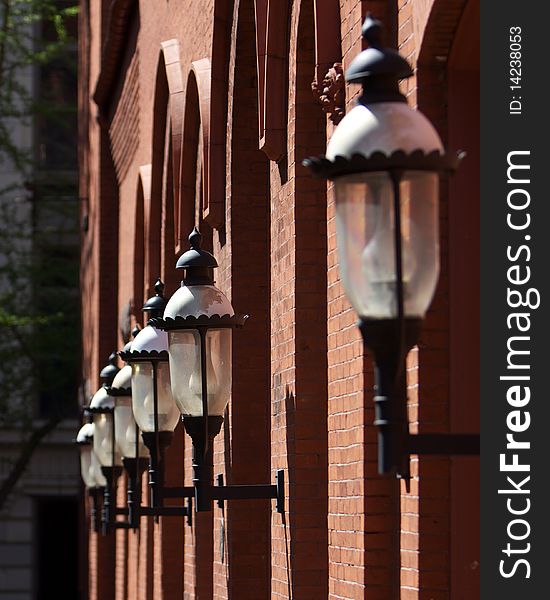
[178,65,208,251]
[256,0,340,160]
[177,60,223,247]
[312,0,341,82]
[133,165,150,326]
[179,68,200,239]
[146,41,184,292]
[415,0,470,136]
[417,0,469,68]
[208,0,232,229]
[159,40,185,219]
[177,61,217,600]
[257,0,291,161]
[188,60,211,226]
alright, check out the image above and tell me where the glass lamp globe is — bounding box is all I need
[164,286,233,418]
[80,445,95,488]
[327,102,442,320]
[110,364,147,458]
[129,325,180,433]
[76,423,96,489]
[90,442,107,487]
[302,14,458,323]
[159,228,235,418]
[89,386,121,467]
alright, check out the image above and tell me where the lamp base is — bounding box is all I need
[141,431,174,509]
[182,416,224,445]
[88,487,104,533]
[358,317,422,360]
[183,416,224,512]
[358,317,423,477]
[99,466,122,535]
[122,457,149,528]
[141,431,174,455]
[122,456,149,476]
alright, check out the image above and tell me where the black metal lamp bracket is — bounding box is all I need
[103,477,194,532]
[214,470,285,514]
[138,500,193,527]
[109,494,193,530]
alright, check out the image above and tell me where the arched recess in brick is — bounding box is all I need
[415,1,479,599]
[179,63,214,251]
[147,41,184,293]
[219,0,271,597]
[209,0,233,230]
[133,165,150,327]
[312,0,341,82]
[256,0,291,162]
[160,120,178,291]
[178,54,229,239]
[180,69,200,244]
[256,0,341,161]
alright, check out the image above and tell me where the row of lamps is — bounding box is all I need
[77,230,284,535]
[77,14,480,539]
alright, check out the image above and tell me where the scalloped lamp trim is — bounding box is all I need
[149,313,249,331]
[303,149,464,179]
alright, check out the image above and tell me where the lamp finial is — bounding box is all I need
[362,13,383,48]
[99,351,120,386]
[189,227,202,249]
[143,278,167,317]
[154,278,165,297]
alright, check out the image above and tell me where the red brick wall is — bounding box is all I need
[80,1,480,599]
[269,0,331,595]
[213,1,272,598]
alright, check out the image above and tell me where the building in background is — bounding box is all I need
[0,3,81,599]
[79,0,479,598]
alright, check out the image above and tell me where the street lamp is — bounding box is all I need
[111,363,148,467]
[120,280,181,507]
[88,354,122,533]
[109,358,148,529]
[303,15,478,476]
[151,228,284,513]
[120,280,193,522]
[76,422,106,533]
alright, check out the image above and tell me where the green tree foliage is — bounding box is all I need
[0,1,78,171]
[0,1,79,507]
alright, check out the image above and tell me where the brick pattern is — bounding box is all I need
[211,1,272,599]
[268,2,332,598]
[109,52,140,183]
[327,3,366,599]
[158,425,186,599]
[89,521,116,600]
[136,476,154,600]
[115,476,128,600]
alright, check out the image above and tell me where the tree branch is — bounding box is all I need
[0,415,64,511]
